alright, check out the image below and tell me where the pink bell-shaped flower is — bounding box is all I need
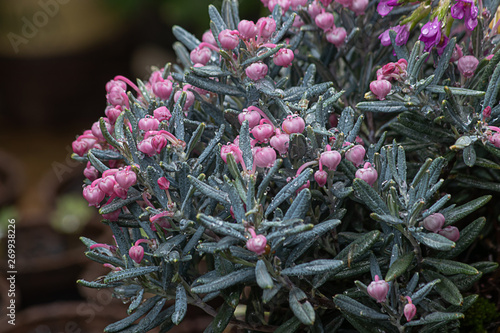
[252,119,275,142]
[422,213,445,233]
[320,145,341,171]
[238,20,257,40]
[314,169,328,187]
[270,128,290,155]
[367,275,389,303]
[282,114,305,134]
[246,228,267,255]
[157,177,170,190]
[254,147,277,168]
[246,62,268,81]
[345,145,366,167]
[370,79,392,100]
[218,29,240,49]
[326,27,347,47]
[273,48,294,67]
[83,162,99,182]
[315,12,334,31]
[83,184,105,207]
[152,80,173,100]
[438,226,460,242]
[404,296,417,322]
[138,116,160,132]
[202,30,217,46]
[220,144,242,164]
[190,46,212,65]
[457,55,479,78]
[238,108,262,128]
[115,167,137,189]
[98,175,117,196]
[105,106,122,125]
[153,106,172,123]
[355,162,378,186]
[129,239,150,264]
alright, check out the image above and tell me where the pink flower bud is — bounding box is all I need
[254,147,277,168]
[158,177,170,190]
[422,213,445,233]
[438,226,460,242]
[282,115,305,134]
[106,86,127,106]
[320,145,341,171]
[129,245,144,263]
[98,175,117,196]
[114,183,128,200]
[83,184,105,207]
[202,30,218,46]
[138,137,156,156]
[153,80,173,100]
[483,106,492,120]
[367,275,389,303]
[314,169,328,187]
[273,48,294,67]
[221,144,242,164]
[238,109,262,128]
[238,20,258,39]
[149,71,164,85]
[308,2,323,18]
[350,0,369,15]
[355,162,378,186]
[246,229,267,255]
[190,46,212,65]
[174,88,195,110]
[218,29,240,49]
[345,145,366,167]
[450,44,463,62]
[115,168,137,189]
[84,162,99,181]
[102,208,121,221]
[326,27,347,47]
[293,15,305,27]
[252,119,275,141]
[105,106,122,125]
[138,116,160,132]
[489,133,500,148]
[256,17,276,40]
[457,55,479,78]
[151,135,168,153]
[315,12,334,31]
[153,106,172,122]
[106,79,127,93]
[270,129,290,155]
[246,62,268,81]
[72,140,89,157]
[91,118,113,142]
[404,297,417,322]
[370,79,392,100]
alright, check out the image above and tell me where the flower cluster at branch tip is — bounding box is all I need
[422,213,460,242]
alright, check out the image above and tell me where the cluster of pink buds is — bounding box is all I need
[246,228,267,255]
[137,130,185,157]
[82,166,137,208]
[355,162,378,186]
[369,59,408,101]
[367,275,389,303]
[422,213,460,242]
[311,8,347,47]
[106,79,129,108]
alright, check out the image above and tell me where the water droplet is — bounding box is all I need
[422,28,429,34]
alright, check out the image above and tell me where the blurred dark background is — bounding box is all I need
[0,1,260,331]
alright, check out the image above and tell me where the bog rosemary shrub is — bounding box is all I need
[73,0,500,332]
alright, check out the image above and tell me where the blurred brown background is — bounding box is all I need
[0,0,259,331]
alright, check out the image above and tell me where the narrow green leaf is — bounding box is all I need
[423,270,463,306]
[443,195,491,225]
[404,312,464,327]
[104,266,160,284]
[352,179,390,215]
[256,259,274,289]
[432,37,456,84]
[191,267,255,293]
[283,188,311,221]
[411,231,455,251]
[333,294,389,320]
[411,279,440,305]
[438,217,486,259]
[423,258,479,275]
[211,302,236,333]
[425,85,485,96]
[172,284,187,325]
[289,287,315,326]
[197,213,247,241]
[274,316,302,333]
[104,296,162,332]
[282,259,344,276]
[385,252,414,281]
[356,100,410,113]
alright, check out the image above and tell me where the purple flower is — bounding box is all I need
[418,17,442,52]
[377,0,395,16]
[451,0,478,31]
[379,25,410,47]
